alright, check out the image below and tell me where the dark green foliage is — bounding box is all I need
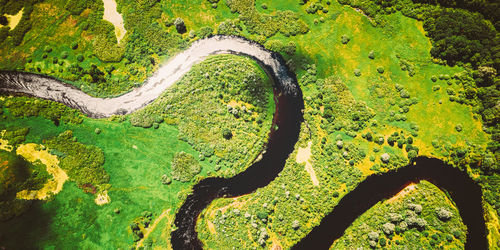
[3,96,83,124]
[9,3,33,46]
[64,0,90,15]
[0,15,7,26]
[424,8,497,69]
[170,151,201,182]
[0,26,9,43]
[197,26,214,39]
[222,128,233,140]
[46,131,109,191]
[1,127,29,146]
[0,150,47,221]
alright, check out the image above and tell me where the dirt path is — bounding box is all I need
[102,0,126,43]
[0,8,23,30]
[296,141,319,186]
[136,209,171,249]
[15,143,68,200]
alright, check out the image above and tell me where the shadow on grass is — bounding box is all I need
[0,201,52,249]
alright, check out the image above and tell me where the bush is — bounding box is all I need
[382,222,395,235]
[76,54,84,62]
[161,174,172,185]
[171,151,202,182]
[341,34,350,44]
[368,231,379,241]
[377,66,385,73]
[61,51,68,59]
[354,69,361,76]
[436,207,452,221]
[174,17,186,34]
[400,90,410,98]
[222,128,233,140]
[368,50,375,59]
[71,42,78,50]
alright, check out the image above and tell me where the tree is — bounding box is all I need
[222,128,233,140]
[341,34,350,44]
[436,207,452,221]
[174,17,186,34]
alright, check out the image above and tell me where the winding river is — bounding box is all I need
[0,35,487,249]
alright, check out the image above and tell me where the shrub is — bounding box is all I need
[408,203,422,214]
[368,50,375,60]
[94,128,101,134]
[380,153,390,163]
[161,174,172,185]
[261,3,267,9]
[71,42,78,50]
[455,124,463,132]
[61,51,68,59]
[341,34,350,44]
[432,85,441,91]
[44,46,52,53]
[379,237,386,246]
[431,75,438,82]
[407,150,418,160]
[436,207,452,221]
[388,213,402,223]
[76,54,84,62]
[171,151,201,182]
[222,128,233,140]
[368,231,379,241]
[354,68,361,76]
[382,222,395,235]
[174,17,186,34]
[377,66,385,73]
[46,131,109,190]
[400,90,410,98]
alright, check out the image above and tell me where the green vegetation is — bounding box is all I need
[171,151,202,182]
[333,181,466,249]
[129,55,275,176]
[2,96,83,124]
[45,130,108,193]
